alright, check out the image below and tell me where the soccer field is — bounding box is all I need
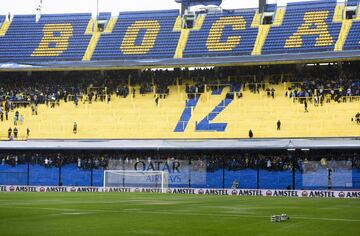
[0,193,359,236]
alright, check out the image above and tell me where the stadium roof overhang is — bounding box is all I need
[0,138,359,150]
[175,0,223,8]
[0,50,360,72]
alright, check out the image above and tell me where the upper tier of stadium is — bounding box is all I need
[0,0,360,69]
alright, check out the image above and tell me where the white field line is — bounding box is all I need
[1,205,359,223]
[61,212,90,215]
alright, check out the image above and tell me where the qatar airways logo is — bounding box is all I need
[134,161,181,173]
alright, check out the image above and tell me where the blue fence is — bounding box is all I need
[0,153,359,190]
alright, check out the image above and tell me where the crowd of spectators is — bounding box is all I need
[1,151,358,172]
[353,112,360,124]
[0,64,358,105]
[0,65,357,106]
[0,71,107,106]
[286,64,360,104]
[0,152,108,169]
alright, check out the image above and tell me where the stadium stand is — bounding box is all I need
[263,0,341,54]
[0,15,9,37]
[0,64,359,140]
[0,0,359,193]
[183,10,258,57]
[0,0,359,64]
[0,150,358,190]
[91,10,180,60]
[0,13,92,62]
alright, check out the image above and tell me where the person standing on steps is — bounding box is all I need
[248,129,253,138]
[13,127,18,139]
[73,122,77,134]
[8,127,12,139]
[277,120,281,130]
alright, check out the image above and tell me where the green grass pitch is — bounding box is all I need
[0,192,359,236]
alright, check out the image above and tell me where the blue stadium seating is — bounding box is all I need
[211,86,224,95]
[347,0,359,6]
[344,21,360,50]
[0,13,92,62]
[91,10,180,60]
[0,15,5,24]
[0,1,359,63]
[97,12,112,21]
[263,0,342,54]
[265,4,277,12]
[183,10,258,57]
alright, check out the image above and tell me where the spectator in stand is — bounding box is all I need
[249,129,253,138]
[31,104,35,115]
[44,158,49,168]
[15,110,19,120]
[13,127,18,139]
[19,115,24,125]
[73,122,77,134]
[277,120,281,130]
[13,115,17,126]
[354,112,360,124]
[7,127,11,138]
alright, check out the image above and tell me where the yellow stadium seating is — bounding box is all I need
[0,83,359,140]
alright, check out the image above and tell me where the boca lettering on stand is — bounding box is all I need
[120,20,160,55]
[285,11,333,48]
[206,16,246,51]
[32,23,73,57]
